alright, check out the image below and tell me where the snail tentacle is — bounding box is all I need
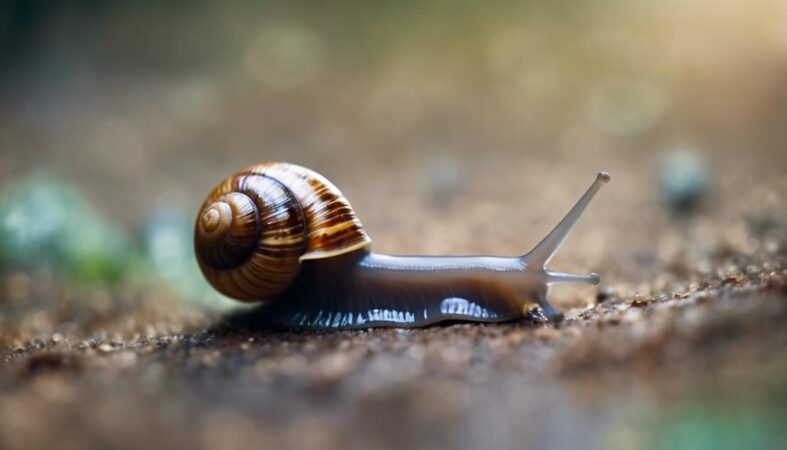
[523,171,610,269]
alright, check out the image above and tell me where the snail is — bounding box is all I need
[195,162,609,330]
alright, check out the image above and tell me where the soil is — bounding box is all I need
[1,156,785,450]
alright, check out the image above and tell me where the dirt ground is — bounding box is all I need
[1,150,786,450]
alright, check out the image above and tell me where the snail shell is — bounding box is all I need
[194,162,370,301]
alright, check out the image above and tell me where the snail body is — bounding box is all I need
[195,162,609,329]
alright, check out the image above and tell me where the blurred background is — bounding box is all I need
[1,1,786,449]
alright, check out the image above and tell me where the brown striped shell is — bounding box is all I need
[194,162,371,302]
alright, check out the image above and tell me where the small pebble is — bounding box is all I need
[98,343,114,353]
[596,289,612,304]
[658,147,710,213]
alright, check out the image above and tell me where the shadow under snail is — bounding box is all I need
[195,162,610,330]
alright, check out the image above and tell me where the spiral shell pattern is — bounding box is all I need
[195,162,371,302]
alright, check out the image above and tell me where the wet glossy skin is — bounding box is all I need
[255,250,551,329]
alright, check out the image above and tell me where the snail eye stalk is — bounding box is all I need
[524,172,610,271]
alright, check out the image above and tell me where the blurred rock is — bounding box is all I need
[658,147,710,213]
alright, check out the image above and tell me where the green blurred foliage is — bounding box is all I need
[653,405,784,450]
[0,173,134,285]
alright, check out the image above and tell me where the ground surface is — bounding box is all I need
[1,153,786,450]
